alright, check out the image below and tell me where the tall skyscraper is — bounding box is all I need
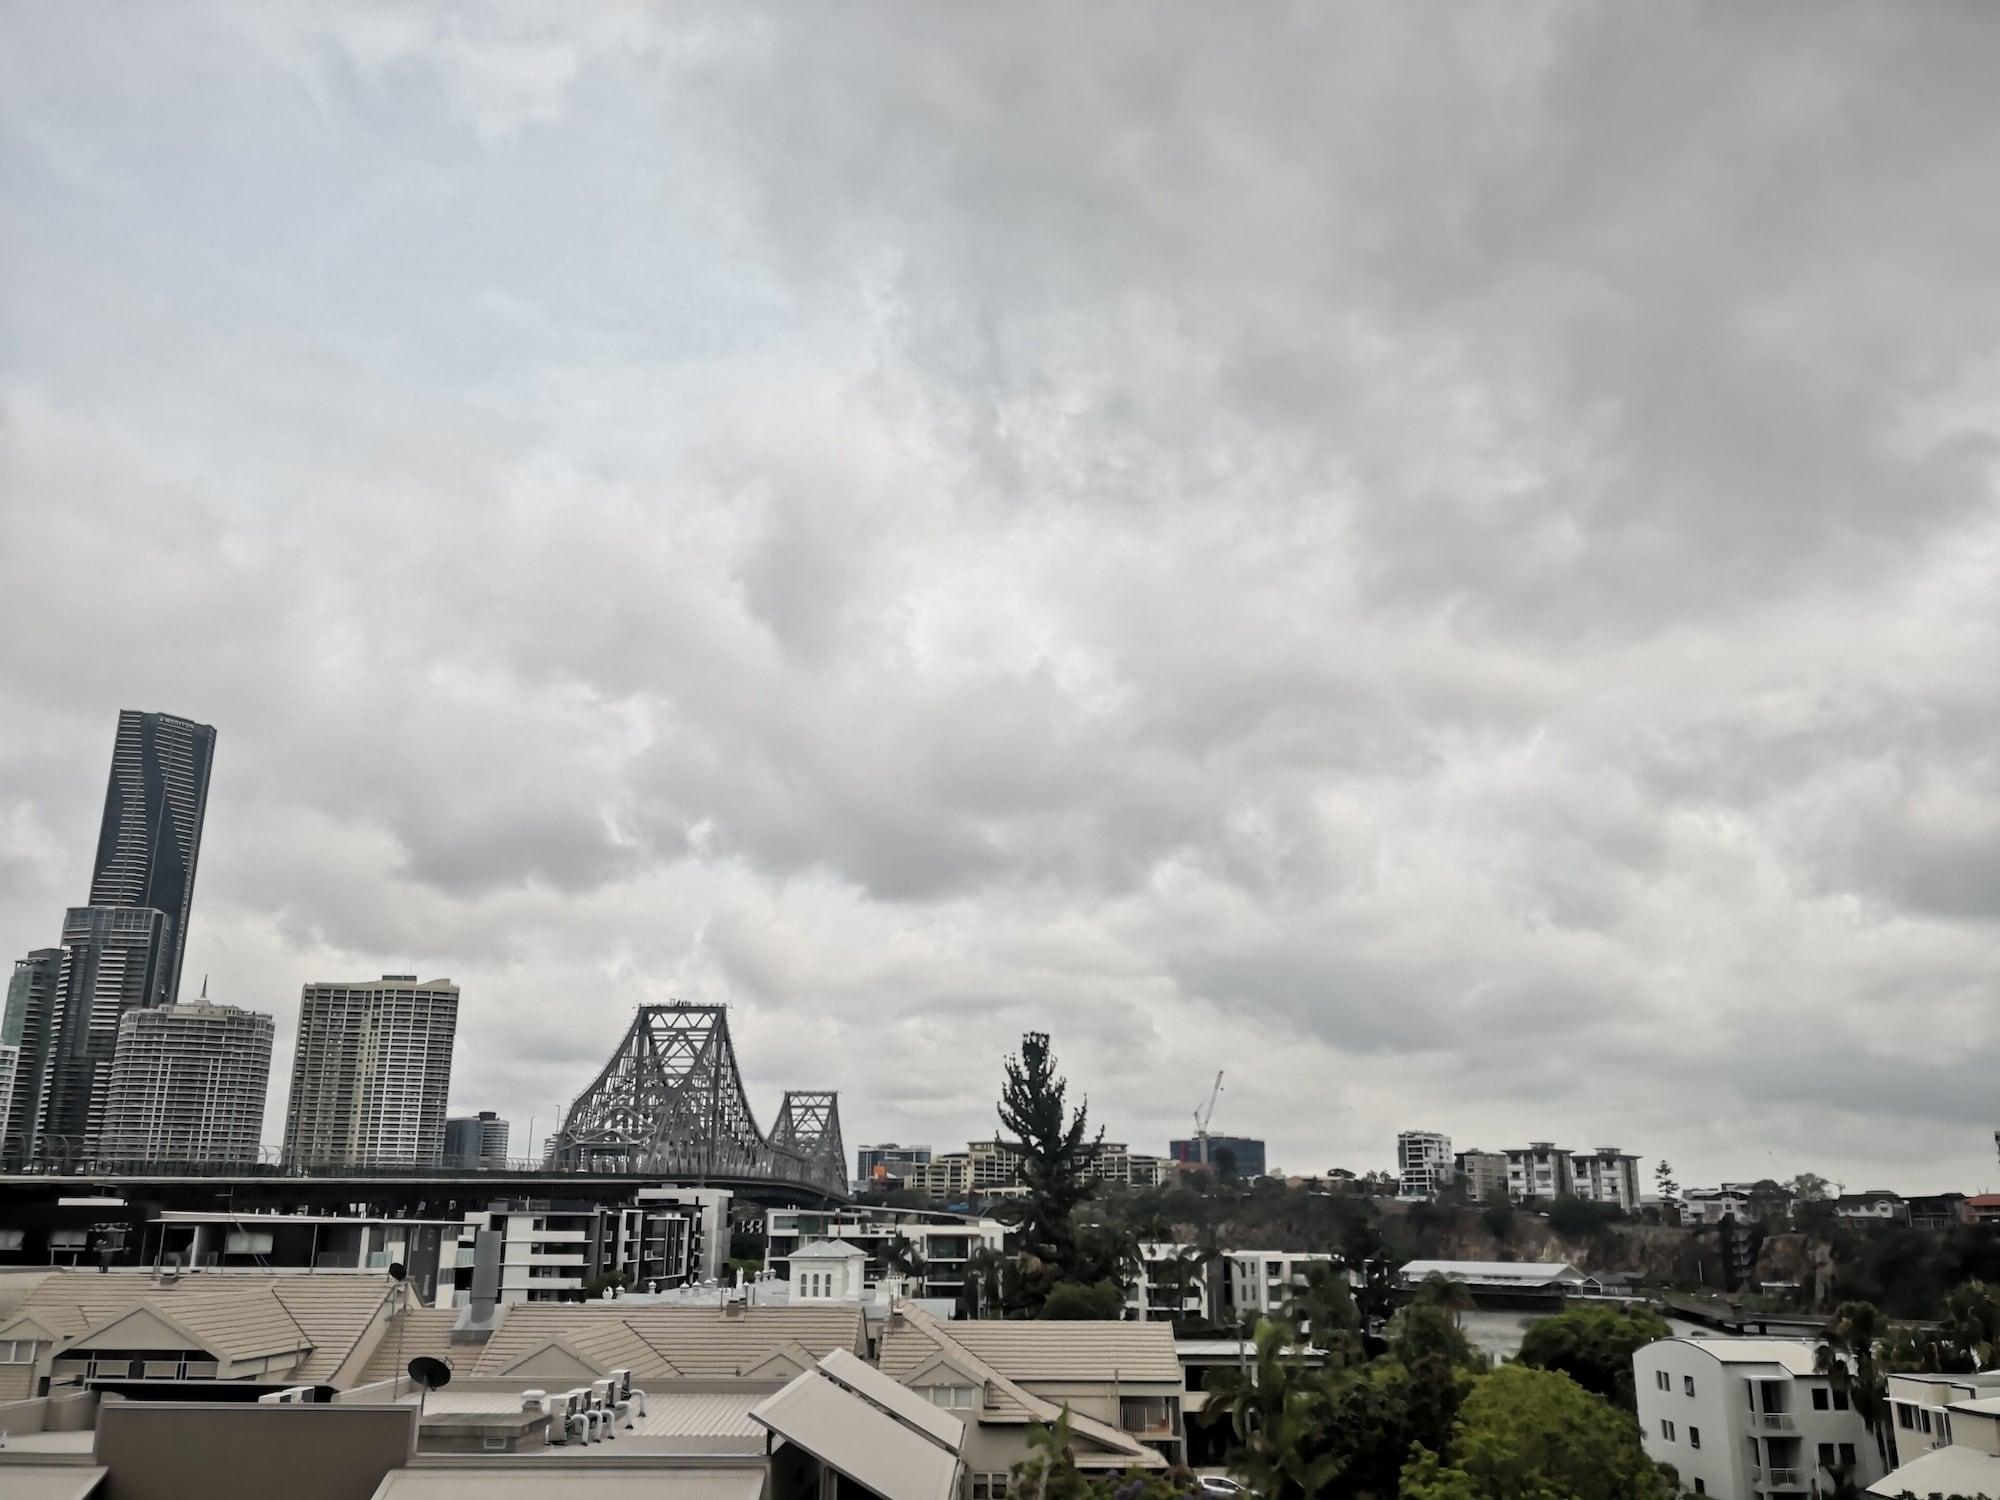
[87,710,216,1006]
[444,1110,511,1168]
[0,949,61,1165]
[98,1002,274,1166]
[35,906,167,1162]
[283,976,459,1167]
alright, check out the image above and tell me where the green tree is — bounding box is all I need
[1040,1279,1126,1320]
[1411,1272,1478,1328]
[998,1031,1104,1309]
[1941,1281,2000,1370]
[1517,1304,1672,1411]
[1283,1260,1364,1365]
[1400,1364,1676,1500]
[1386,1299,1483,1455]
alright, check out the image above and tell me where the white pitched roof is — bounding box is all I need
[787,1240,870,1261]
[752,1354,963,1500]
[1665,1338,1822,1375]
[1867,1444,2000,1498]
[816,1347,966,1450]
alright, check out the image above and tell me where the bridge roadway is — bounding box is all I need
[0,1166,850,1218]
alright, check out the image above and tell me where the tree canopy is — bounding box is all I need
[1516,1303,1672,1410]
[1400,1364,1676,1500]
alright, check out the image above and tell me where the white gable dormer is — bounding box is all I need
[786,1239,869,1302]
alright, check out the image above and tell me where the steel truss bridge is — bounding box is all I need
[545,1003,848,1200]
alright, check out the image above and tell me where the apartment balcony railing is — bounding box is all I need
[1764,1467,1806,1487]
[1753,1412,1795,1431]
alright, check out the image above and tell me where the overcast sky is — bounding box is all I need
[4,5,1999,1193]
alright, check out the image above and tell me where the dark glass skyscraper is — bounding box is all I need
[1,949,61,1165]
[87,710,215,1006]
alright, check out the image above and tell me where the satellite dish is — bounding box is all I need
[388,1262,408,1282]
[408,1355,452,1391]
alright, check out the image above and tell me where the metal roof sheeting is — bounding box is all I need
[370,1466,766,1500]
[753,1368,961,1500]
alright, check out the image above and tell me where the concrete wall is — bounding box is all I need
[0,1388,93,1435]
[95,1399,416,1500]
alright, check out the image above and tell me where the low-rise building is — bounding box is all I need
[1968,1194,2000,1225]
[1505,1142,1572,1202]
[1633,1337,1889,1500]
[1835,1191,1909,1226]
[1397,1130,1454,1200]
[1906,1193,1970,1231]
[1681,1186,1757,1225]
[1872,1371,2000,1496]
[1400,1259,1596,1295]
[877,1302,1180,1477]
[1085,1141,1169,1189]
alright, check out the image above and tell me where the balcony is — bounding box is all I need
[1754,1412,1795,1431]
[1764,1468,1806,1488]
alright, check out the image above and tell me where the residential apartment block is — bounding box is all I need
[764,1206,1007,1304]
[1397,1130,1455,1199]
[1455,1148,1508,1202]
[1570,1147,1643,1211]
[1505,1142,1574,1202]
[0,949,60,1165]
[1878,1370,2000,1495]
[444,1185,732,1306]
[1086,1140,1169,1189]
[96,1001,273,1166]
[282,975,459,1167]
[1225,1250,1337,1328]
[35,904,167,1161]
[1127,1242,1210,1322]
[1633,1338,1888,1499]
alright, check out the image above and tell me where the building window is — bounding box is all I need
[971,1475,1010,1500]
[1683,1375,1695,1397]
[1897,1405,1914,1429]
[1833,1387,1849,1411]
[1918,1410,1932,1434]
[923,1385,975,1409]
[1694,1482,1705,1495]
[1660,1420,1675,1441]
[1656,1370,1670,1391]
[1818,1443,1836,1469]
[1688,1427,1699,1449]
[1812,1386,1829,1410]
[1838,1443,1856,1467]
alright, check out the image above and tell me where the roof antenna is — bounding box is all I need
[201,974,209,1000]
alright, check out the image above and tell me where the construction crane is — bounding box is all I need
[1192,1071,1224,1166]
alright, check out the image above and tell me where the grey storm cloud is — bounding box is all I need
[2,1,1999,1187]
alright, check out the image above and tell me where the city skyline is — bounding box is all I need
[4,8,2000,1192]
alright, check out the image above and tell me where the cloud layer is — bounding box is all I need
[4,3,1999,1190]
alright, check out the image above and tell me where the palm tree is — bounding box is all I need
[883,1232,928,1281]
[1817,1301,1892,1468]
[1200,1317,1343,1499]
[1411,1271,1477,1329]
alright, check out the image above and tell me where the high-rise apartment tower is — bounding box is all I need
[87,710,216,1006]
[98,1002,274,1166]
[283,976,459,1167]
[444,1110,511,1168]
[35,906,167,1161]
[1,949,61,1165]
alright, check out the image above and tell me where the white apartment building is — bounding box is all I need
[1835,1192,1909,1225]
[1127,1242,1209,1323]
[1087,1141,1170,1189]
[97,1002,273,1166]
[1506,1142,1573,1201]
[1875,1371,2000,1496]
[1397,1130,1455,1199]
[282,975,459,1167]
[1225,1250,1337,1328]
[1633,1338,1888,1499]
[764,1207,1007,1303]
[1570,1147,1643,1212]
